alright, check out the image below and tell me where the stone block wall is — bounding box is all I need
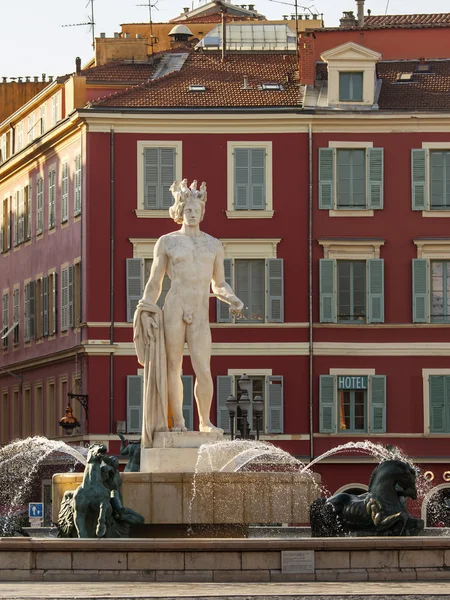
[1,537,450,582]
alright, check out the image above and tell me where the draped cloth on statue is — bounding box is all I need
[133,300,168,448]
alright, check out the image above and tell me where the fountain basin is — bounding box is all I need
[52,471,321,526]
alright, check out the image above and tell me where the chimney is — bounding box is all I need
[242,74,251,89]
[183,6,189,12]
[339,11,358,27]
[356,0,365,26]
[298,32,316,86]
[75,57,82,74]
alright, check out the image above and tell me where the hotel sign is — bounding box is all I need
[337,375,368,390]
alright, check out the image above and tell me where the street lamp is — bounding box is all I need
[59,393,89,435]
[253,395,263,441]
[226,394,237,441]
[238,390,251,439]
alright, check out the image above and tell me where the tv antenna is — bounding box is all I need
[136,0,159,56]
[62,0,96,50]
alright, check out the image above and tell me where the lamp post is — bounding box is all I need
[59,393,89,435]
[237,390,251,439]
[253,395,263,441]
[226,394,237,441]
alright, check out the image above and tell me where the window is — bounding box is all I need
[2,293,8,350]
[227,142,273,217]
[24,281,36,342]
[339,72,363,102]
[429,376,450,433]
[48,168,56,229]
[127,374,194,433]
[16,122,23,152]
[14,189,25,246]
[74,153,82,215]
[234,148,266,210]
[48,271,56,335]
[61,162,69,222]
[35,278,42,339]
[13,288,19,345]
[51,93,60,127]
[24,183,31,241]
[319,374,386,433]
[320,258,384,323]
[337,260,366,323]
[126,258,171,322]
[27,113,35,144]
[413,257,450,323]
[36,177,43,234]
[412,149,450,212]
[216,374,283,434]
[0,134,7,163]
[217,258,284,323]
[318,146,383,211]
[141,146,177,210]
[60,266,72,331]
[40,104,46,135]
[74,262,81,327]
[1,197,10,253]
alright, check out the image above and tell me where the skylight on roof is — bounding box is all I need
[260,83,284,90]
[188,85,206,92]
[416,64,431,73]
[396,72,413,82]
[196,24,297,51]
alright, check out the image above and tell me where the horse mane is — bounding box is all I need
[368,459,412,490]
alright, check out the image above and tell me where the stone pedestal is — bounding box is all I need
[140,431,223,473]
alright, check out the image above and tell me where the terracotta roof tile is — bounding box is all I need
[377,60,450,110]
[90,52,301,108]
[80,60,157,84]
[364,13,450,27]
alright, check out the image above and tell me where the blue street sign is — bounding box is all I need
[29,503,43,518]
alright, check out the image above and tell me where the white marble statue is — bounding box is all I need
[133,179,244,448]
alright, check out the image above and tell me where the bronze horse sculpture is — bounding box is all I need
[310,459,424,537]
[57,443,144,538]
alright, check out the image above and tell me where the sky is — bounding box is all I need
[1,0,449,77]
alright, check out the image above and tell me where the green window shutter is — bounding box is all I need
[61,267,68,332]
[61,161,69,222]
[74,153,82,215]
[126,258,143,323]
[24,283,30,341]
[127,375,143,434]
[182,375,194,431]
[26,183,32,240]
[51,272,57,334]
[249,148,266,210]
[217,258,233,323]
[368,148,384,209]
[37,177,43,233]
[234,148,250,210]
[367,259,384,323]
[429,375,446,433]
[369,375,386,433]
[216,375,232,432]
[319,375,336,433]
[267,258,284,323]
[267,375,283,433]
[161,148,176,209]
[143,148,159,209]
[29,280,35,339]
[412,149,427,210]
[320,259,336,323]
[68,265,74,328]
[412,259,429,323]
[318,148,334,209]
[43,275,48,336]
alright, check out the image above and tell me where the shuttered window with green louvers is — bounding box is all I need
[234,148,266,210]
[429,376,450,433]
[143,147,176,210]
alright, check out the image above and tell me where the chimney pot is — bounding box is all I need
[114,32,120,38]
[25,76,30,82]
[100,32,106,38]
[34,76,39,82]
[75,57,82,74]
[356,0,365,26]
[42,74,46,81]
[183,6,189,12]
[48,76,53,82]
[18,77,22,83]
[2,77,7,83]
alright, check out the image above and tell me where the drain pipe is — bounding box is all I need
[308,122,314,461]
[109,127,115,434]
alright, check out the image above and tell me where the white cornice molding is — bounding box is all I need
[414,238,450,259]
[318,238,384,260]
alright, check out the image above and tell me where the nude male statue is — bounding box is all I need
[139,179,243,434]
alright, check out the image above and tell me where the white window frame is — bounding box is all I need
[414,239,450,324]
[27,112,35,144]
[421,142,450,217]
[51,92,61,127]
[48,165,56,230]
[136,141,182,217]
[16,121,23,152]
[1,133,7,163]
[227,368,273,433]
[226,141,273,219]
[40,104,46,135]
[327,141,374,217]
[74,152,82,216]
[61,159,69,223]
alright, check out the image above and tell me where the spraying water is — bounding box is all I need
[0,436,86,535]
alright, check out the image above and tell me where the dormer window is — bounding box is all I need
[339,72,363,102]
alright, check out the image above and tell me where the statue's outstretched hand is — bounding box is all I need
[141,312,158,345]
[230,297,244,316]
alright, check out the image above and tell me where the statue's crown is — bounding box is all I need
[169,179,207,205]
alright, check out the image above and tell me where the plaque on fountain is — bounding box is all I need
[281,551,315,574]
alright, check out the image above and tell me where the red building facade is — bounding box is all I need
[2,21,450,522]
